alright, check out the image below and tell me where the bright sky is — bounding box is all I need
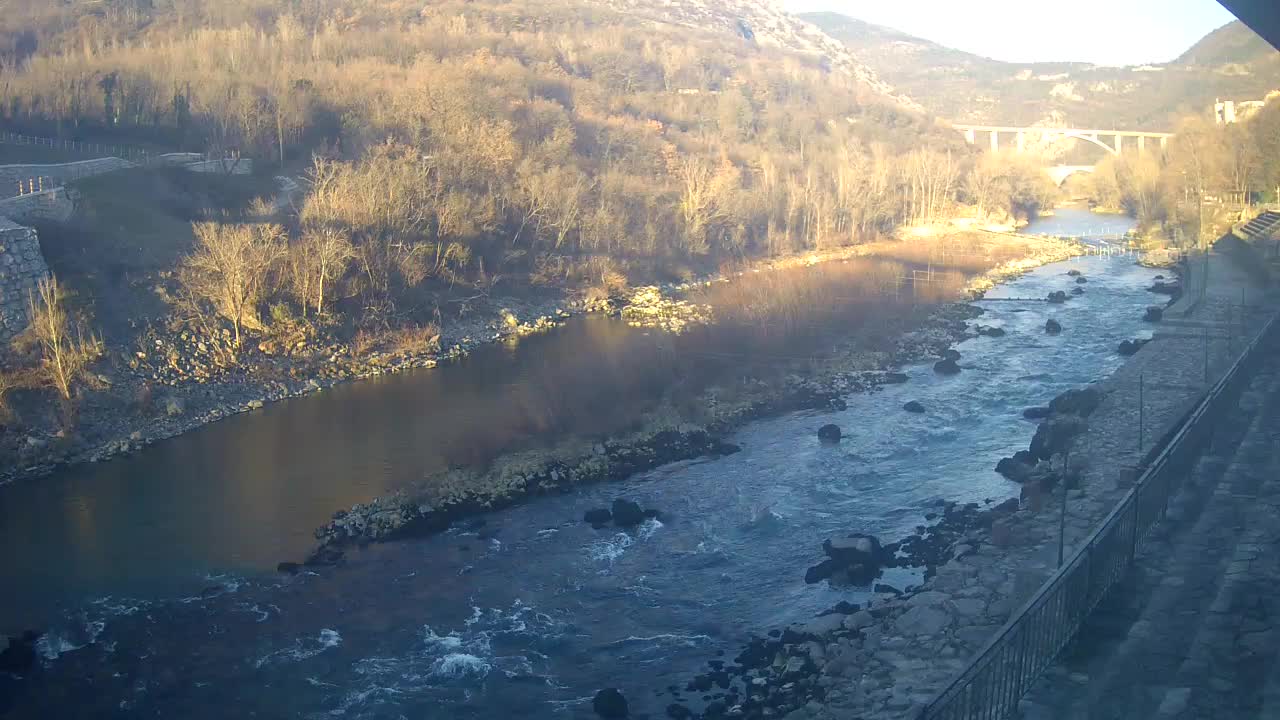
[782,0,1239,66]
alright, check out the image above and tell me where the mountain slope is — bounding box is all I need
[599,0,919,109]
[804,14,1280,129]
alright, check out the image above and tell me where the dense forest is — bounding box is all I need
[0,0,1053,288]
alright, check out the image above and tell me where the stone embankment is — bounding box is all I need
[0,218,50,342]
[661,250,1273,720]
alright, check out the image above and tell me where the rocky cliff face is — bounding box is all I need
[596,0,920,109]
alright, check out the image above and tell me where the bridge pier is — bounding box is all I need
[990,130,999,152]
[1017,131,1025,153]
[964,128,975,144]
[1138,135,1145,152]
[1115,134,1123,154]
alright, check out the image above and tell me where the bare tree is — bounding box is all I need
[181,222,286,345]
[289,226,355,317]
[16,276,102,400]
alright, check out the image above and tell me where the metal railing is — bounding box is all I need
[919,307,1280,720]
[0,129,154,163]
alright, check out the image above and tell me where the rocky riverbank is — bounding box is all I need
[649,256,1264,720]
[306,235,1085,564]
[1,231,1081,488]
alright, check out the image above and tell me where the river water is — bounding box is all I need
[1,210,1153,718]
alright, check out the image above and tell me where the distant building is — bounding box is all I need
[1216,91,1279,124]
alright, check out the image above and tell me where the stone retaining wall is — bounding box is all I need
[0,218,49,342]
[0,157,134,198]
[0,188,74,225]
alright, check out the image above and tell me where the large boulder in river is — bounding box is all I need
[1045,319,1062,335]
[593,688,629,718]
[584,508,613,528]
[610,499,645,528]
[903,401,926,414]
[0,631,38,674]
[1023,406,1052,420]
[818,424,842,443]
[1144,306,1164,322]
[1071,287,1085,295]
[1047,291,1068,304]
[942,349,961,362]
[976,325,1006,337]
[996,456,1035,483]
[1048,387,1103,417]
[815,534,890,586]
[1076,276,1088,284]
[1067,269,1082,277]
[1118,339,1150,357]
[934,358,961,375]
[881,372,909,384]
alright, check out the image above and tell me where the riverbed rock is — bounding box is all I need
[804,558,841,584]
[943,349,962,362]
[1047,291,1068,304]
[1023,406,1052,420]
[276,562,301,574]
[1045,319,1062,335]
[1076,276,1088,284]
[818,424,842,443]
[1049,387,1103,417]
[0,631,37,674]
[896,605,951,636]
[1031,416,1088,461]
[1072,287,1086,295]
[881,372,909,384]
[975,325,1006,337]
[1144,306,1164,322]
[1118,339,1150,357]
[584,508,613,527]
[593,688,629,718]
[903,401,926,414]
[933,358,961,375]
[1067,269,1082,277]
[611,499,646,528]
[995,456,1035,483]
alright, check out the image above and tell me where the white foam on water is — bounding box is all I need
[254,629,342,668]
[607,633,713,647]
[588,532,634,564]
[638,517,664,539]
[36,619,106,661]
[536,528,559,539]
[546,695,594,712]
[429,653,491,679]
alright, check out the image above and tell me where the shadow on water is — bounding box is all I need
[3,211,1163,720]
[1,254,972,631]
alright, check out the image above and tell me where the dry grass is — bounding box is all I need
[352,323,442,358]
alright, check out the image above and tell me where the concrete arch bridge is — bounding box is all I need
[953,124,1175,186]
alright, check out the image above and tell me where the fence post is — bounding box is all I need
[1138,373,1144,454]
[1058,449,1070,567]
[1203,328,1210,385]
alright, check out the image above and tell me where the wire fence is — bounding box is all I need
[918,305,1280,720]
[0,129,155,163]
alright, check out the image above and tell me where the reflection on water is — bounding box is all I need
[0,255,959,631]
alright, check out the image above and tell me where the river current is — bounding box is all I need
[1,211,1154,718]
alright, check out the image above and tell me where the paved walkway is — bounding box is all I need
[1017,343,1280,719]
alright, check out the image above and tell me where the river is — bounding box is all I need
[1,210,1151,718]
